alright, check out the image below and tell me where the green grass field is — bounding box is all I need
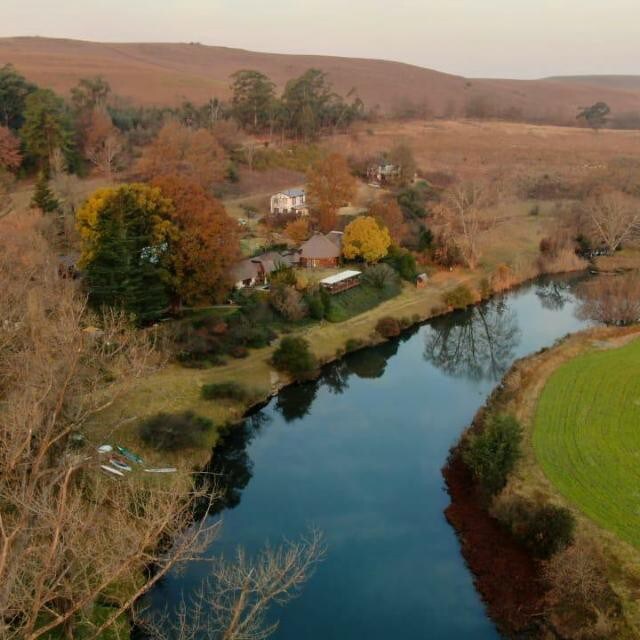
[533,338,640,548]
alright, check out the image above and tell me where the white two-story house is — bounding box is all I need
[270,188,308,215]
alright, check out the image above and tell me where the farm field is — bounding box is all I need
[533,338,640,548]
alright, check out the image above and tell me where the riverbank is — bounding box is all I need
[86,249,589,469]
[444,325,640,638]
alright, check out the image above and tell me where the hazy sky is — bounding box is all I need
[2,0,638,78]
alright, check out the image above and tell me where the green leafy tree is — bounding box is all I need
[463,414,522,495]
[30,172,59,213]
[77,184,176,323]
[21,89,75,168]
[71,76,111,113]
[230,70,276,132]
[577,102,611,131]
[281,69,333,140]
[272,336,318,378]
[0,63,36,130]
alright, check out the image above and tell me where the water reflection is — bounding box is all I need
[194,416,267,518]
[424,297,520,381]
[151,275,591,640]
[535,279,573,311]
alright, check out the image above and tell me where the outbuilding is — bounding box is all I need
[319,270,362,295]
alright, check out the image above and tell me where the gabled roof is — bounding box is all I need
[326,231,344,249]
[274,188,305,198]
[232,259,260,282]
[299,233,341,260]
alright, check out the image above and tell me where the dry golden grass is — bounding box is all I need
[329,119,640,184]
[2,37,640,118]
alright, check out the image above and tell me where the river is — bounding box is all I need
[146,274,590,639]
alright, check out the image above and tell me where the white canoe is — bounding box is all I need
[101,464,124,477]
[144,467,177,474]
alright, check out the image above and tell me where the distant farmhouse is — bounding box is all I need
[367,159,400,185]
[270,188,308,216]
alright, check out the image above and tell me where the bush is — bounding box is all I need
[230,345,249,359]
[442,284,475,309]
[463,414,522,495]
[269,285,308,322]
[139,411,213,451]
[272,336,317,378]
[201,382,250,402]
[361,263,400,290]
[529,204,540,216]
[496,498,575,559]
[384,246,418,281]
[345,338,365,352]
[375,316,401,338]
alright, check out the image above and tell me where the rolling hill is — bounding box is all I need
[1,37,639,122]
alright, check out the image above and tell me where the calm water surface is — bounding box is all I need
[149,275,590,639]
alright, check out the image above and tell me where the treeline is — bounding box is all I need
[0,63,365,181]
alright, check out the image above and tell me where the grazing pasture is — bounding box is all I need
[533,338,640,548]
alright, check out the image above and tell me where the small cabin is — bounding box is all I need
[319,270,362,295]
[270,188,308,215]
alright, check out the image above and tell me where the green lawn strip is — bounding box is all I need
[533,339,640,549]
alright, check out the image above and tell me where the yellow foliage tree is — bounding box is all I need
[342,216,392,263]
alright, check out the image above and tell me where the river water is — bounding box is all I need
[147,274,590,639]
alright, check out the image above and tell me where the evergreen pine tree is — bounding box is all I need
[82,186,171,324]
[30,172,59,213]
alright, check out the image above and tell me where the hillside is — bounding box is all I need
[547,75,640,92]
[1,37,640,121]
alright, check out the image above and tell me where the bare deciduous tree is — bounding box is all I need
[577,273,640,325]
[0,212,323,640]
[435,183,488,269]
[84,109,123,178]
[142,529,325,640]
[584,190,640,253]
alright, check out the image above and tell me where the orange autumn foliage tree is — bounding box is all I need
[137,121,226,189]
[284,217,311,244]
[368,197,407,245]
[0,126,22,172]
[152,175,240,305]
[306,153,356,233]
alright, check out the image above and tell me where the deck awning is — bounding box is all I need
[320,270,362,286]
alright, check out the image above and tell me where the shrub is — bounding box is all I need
[463,414,522,495]
[345,338,365,352]
[201,382,250,402]
[375,316,401,338]
[361,263,400,290]
[442,284,475,309]
[479,277,493,298]
[529,204,540,216]
[384,246,418,281]
[230,345,249,359]
[272,336,317,378]
[139,411,213,450]
[269,285,308,322]
[496,498,575,559]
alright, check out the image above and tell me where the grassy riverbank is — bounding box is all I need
[450,325,640,637]
[85,202,585,468]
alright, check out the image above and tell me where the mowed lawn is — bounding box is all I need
[533,338,640,548]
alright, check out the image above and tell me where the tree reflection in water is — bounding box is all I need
[424,298,521,381]
[195,412,270,519]
[275,380,320,422]
[535,279,573,311]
